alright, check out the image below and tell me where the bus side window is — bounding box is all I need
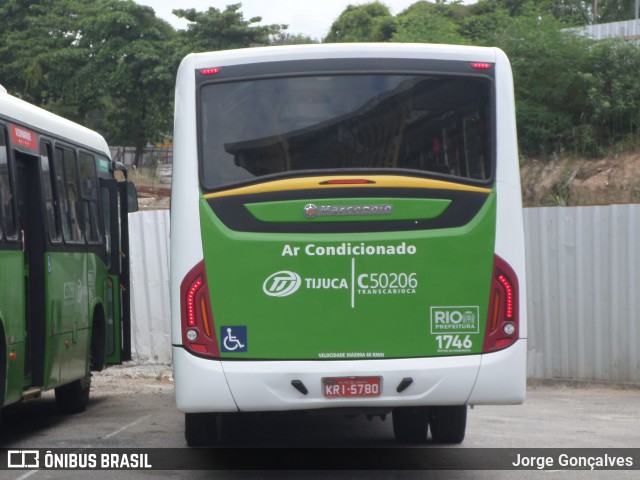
[0,127,17,240]
[54,147,72,241]
[79,151,102,243]
[62,147,84,243]
[40,141,62,242]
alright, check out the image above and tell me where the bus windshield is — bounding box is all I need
[199,73,493,189]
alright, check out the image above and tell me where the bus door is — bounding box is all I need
[100,178,134,363]
[13,141,46,387]
[0,125,28,402]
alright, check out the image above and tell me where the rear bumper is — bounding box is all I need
[173,339,526,413]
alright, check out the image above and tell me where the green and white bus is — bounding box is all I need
[0,86,135,417]
[171,43,527,445]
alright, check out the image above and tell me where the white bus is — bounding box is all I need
[171,43,526,446]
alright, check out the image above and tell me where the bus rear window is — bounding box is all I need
[199,74,493,189]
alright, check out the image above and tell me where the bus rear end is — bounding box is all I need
[171,44,526,445]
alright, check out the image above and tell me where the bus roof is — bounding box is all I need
[183,43,503,70]
[0,88,111,158]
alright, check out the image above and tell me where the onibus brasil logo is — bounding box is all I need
[262,271,302,297]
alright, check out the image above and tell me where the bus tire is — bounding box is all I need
[55,374,91,414]
[90,308,105,372]
[0,324,6,409]
[185,412,218,447]
[392,406,430,443]
[0,327,5,423]
[429,405,467,444]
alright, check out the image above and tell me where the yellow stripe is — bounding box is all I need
[204,175,491,199]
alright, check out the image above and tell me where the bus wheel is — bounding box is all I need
[0,331,5,414]
[185,412,218,447]
[90,310,105,372]
[55,374,91,414]
[429,405,467,444]
[392,407,430,443]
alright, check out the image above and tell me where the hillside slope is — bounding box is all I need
[521,153,640,207]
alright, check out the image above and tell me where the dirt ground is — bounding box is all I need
[135,184,171,210]
[521,151,640,207]
[91,362,174,397]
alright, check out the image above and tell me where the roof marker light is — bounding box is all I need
[199,67,221,76]
[470,62,493,70]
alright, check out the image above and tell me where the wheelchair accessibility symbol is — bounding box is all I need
[221,326,247,353]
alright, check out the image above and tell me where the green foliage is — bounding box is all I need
[392,1,468,44]
[460,2,513,43]
[3,0,640,162]
[325,2,395,42]
[488,9,594,156]
[325,0,640,160]
[270,33,318,45]
[0,1,285,161]
[581,41,640,148]
[597,0,638,22]
[173,4,285,55]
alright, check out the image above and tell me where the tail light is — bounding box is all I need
[483,255,519,353]
[180,260,219,358]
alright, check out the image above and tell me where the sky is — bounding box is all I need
[135,0,419,40]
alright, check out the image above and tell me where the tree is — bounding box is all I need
[325,2,396,42]
[173,4,285,57]
[392,1,467,44]
[0,0,177,165]
[47,0,177,165]
[270,32,317,45]
[459,1,514,43]
[81,0,176,165]
[0,0,90,104]
[485,8,594,156]
[581,40,640,149]
[0,1,293,163]
[596,0,638,22]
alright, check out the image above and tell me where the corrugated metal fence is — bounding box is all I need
[568,19,640,42]
[525,205,640,384]
[129,210,171,363]
[129,206,640,384]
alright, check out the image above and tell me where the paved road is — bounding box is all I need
[0,367,639,479]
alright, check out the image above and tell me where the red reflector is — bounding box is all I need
[470,62,493,70]
[190,344,208,353]
[199,67,221,76]
[320,179,375,185]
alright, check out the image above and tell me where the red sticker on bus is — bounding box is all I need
[10,124,38,152]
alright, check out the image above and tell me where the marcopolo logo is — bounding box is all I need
[304,204,318,219]
[304,203,393,219]
[263,271,302,297]
[430,306,480,334]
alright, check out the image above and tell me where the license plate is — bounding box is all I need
[322,376,382,398]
